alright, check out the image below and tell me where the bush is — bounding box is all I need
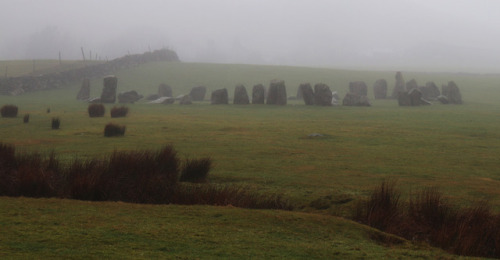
[51,117,60,129]
[104,123,125,137]
[180,157,211,183]
[88,103,105,117]
[353,180,401,231]
[110,106,129,118]
[1,105,18,118]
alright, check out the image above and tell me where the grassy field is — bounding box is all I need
[1,60,500,258]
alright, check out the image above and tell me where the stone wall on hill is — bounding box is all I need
[0,49,179,96]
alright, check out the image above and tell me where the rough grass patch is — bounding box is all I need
[88,103,105,117]
[1,104,18,118]
[104,123,125,137]
[180,157,212,183]
[110,106,129,118]
[51,117,60,129]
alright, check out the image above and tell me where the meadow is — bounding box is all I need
[1,60,500,258]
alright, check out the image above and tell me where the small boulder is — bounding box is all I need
[179,94,192,105]
[211,88,228,104]
[342,93,371,106]
[118,90,143,104]
[233,84,250,104]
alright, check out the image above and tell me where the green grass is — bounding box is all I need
[1,60,500,258]
[0,196,451,259]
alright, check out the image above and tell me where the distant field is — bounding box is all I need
[1,60,499,258]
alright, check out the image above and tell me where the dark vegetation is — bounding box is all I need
[104,123,126,137]
[0,143,291,210]
[1,104,18,117]
[110,106,129,118]
[354,180,500,258]
[51,117,60,129]
[88,103,105,117]
[180,157,211,183]
[23,114,29,123]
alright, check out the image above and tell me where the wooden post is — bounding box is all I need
[89,50,92,61]
[4,65,7,78]
[59,51,62,66]
[32,60,35,73]
[81,47,86,61]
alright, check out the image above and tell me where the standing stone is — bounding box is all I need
[299,83,315,105]
[391,71,405,98]
[118,90,143,103]
[314,83,332,106]
[190,86,206,101]
[211,88,228,104]
[77,78,90,100]
[331,91,340,106]
[158,83,173,97]
[349,81,368,96]
[398,89,431,106]
[441,81,462,104]
[266,80,287,105]
[419,82,440,100]
[179,95,192,105]
[101,75,117,103]
[252,84,265,104]
[342,93,371,106]
[373,79,388,99]
[233,84,250,104]
[406,79,418,91]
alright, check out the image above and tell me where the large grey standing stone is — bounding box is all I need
[190,86,206,101]
[373,79,388,99]
[233,84,250,104]
[211,88,228,104]
[252,84,265,104]
[101,75,117,103]
[441,81,462,104]
[266,80,287,105]
[118,90,143,104]
[314,83,332,106]
[342,93,371,106]
[419,81,440,100]
[77,78,90,100]
[349,81,368,96]
[158,83,173,97]
[298,83,314,105]
[391,71,405,98]
[406,79,418,91]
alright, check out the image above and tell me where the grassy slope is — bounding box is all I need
[1,60,499,258]
[0,196,450,259]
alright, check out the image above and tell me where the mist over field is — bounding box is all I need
[1,0,500,72]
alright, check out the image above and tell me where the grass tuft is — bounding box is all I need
[88,103,105,117]
[110,106,129,118]
[180,157,211,183]
[104,123,126,137]
[1,104,18,117]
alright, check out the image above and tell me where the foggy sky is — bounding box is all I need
[1,0,500,72]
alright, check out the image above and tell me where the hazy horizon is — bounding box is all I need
[1,0,500,73]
